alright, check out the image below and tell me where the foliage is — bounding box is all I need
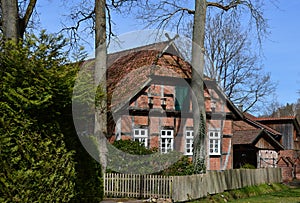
[241,163,256,169]
[112,139,155,155]
[0,32,77,202]
[0,32,103,202]
[157,156,194,176]
[112,140,195,175]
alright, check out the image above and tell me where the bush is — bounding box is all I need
[0,33,77,202]
[157,156,194,176]
[0,32,103,202]
[112,139,156,155]
[241,163,256,169]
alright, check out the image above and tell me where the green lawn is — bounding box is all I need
[228,187,300,203]
[190,183,300,203]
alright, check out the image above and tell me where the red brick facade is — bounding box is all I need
[110,75,241,171]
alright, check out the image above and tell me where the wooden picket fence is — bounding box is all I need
[104,173,173,199]
[104,168,282,202]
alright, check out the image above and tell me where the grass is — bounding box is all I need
[189,183,300,203]
[230,187,300,203]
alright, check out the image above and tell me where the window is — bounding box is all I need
[185,130,194,155]
[133,128,148,148]
[175,86,189,111]
[208,130,221,155]
[160,130,174,153]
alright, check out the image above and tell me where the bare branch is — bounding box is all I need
[207,1,239,11]
[22,0,37,29]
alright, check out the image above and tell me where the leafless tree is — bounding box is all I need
[60,0,137,49]
[266,99,300,122]
[204,13,276,113]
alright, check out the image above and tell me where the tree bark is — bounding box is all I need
[1,0,19,40]
[95,0,108,175]
[1,0,37,41]
[191,0,207,173]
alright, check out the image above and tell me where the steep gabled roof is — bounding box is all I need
[233,112,284,150]
[233,129,263,145]
[233,129,284,150]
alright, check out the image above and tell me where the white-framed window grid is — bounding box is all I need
[160,129,174,154]
[208,130,221,155]
[133,128,148,148]
[185,130,194,155]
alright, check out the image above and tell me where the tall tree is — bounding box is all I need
[0,0,37,40]
[95,0,108,175]
[191,0,207,173]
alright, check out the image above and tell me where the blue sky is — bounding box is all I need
[37,0,299,106]
[263,0,300,105]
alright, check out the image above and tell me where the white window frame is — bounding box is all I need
[133,128,148,148]
[160,129,174,154]
[185,130,194,155]
[208,130,221,155]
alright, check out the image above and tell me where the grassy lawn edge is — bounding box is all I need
[188,183,289,202]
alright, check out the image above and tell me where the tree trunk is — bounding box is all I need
[1,0,37,41]
[95,0,108,175]
[191,0,207,173]
[1,0,19,40]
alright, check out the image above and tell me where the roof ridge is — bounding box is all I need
[108,40,170,55]
[254,116,296,120]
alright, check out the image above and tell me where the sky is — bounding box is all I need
[37,0,300,106]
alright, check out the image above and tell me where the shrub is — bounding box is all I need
[0,33,77,202]
[241,163,256,169]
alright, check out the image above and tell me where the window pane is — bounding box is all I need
[134,130,139,135]
[141,130,145,135]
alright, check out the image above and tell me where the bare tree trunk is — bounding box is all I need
[191,0,207,173]
[1,0,36,41]
[95,0,108,175]
[1,0,19,40]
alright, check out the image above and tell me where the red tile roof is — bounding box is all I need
[107,49,192,110]
[232,129,284,150]
[232,129,263,145]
